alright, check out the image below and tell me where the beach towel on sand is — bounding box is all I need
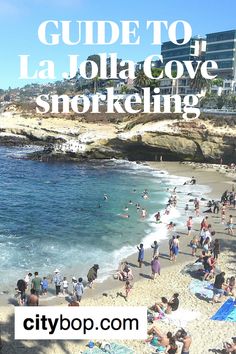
[189,279,214,299]
[211,297,236,322]
[81,343,134,353]
[163,309,201,328]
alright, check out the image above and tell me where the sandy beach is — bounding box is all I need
[0,161,236,354]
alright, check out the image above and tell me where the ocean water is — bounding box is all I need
[0,146,210,289]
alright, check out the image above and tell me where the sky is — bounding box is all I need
[0,0,236,89]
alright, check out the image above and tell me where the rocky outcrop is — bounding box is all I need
[0,112,235,162]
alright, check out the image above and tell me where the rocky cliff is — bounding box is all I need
[0,110,235,162]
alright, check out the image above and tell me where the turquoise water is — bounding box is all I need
[0,146,209,288]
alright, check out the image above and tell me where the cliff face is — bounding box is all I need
[0,112,235,162]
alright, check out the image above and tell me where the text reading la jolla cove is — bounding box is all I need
[19,20,218,118]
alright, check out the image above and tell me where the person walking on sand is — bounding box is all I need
[151,240,159,258]
[171,236,180,262]
[169,236,175,259]
[213,239,220,260]
[190,235,198,256]
[201,216,209,231]
[151,256,161,279]
[87,264,99,288]
[124,280,132,301]
[221,204,226,224]
[187,216,193,236]
[227,215,234,235]
[137,243,144,268]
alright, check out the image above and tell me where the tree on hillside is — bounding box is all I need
[149,68,163,91]
[211,78,223,87]
[134,70,151,92]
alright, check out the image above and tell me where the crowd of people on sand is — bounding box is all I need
[15,264,100,306]
[14,178,236,353]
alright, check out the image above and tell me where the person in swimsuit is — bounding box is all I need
[175,329,192,354]
[150,297,168,316]
[171,236,180,262]
[187,216,193,236]
[147,326,173,352]
[226,276,236,296]
[227,215,234,235]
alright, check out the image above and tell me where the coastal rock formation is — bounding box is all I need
[0,111,235,162]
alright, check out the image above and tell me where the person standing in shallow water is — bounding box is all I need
[53,269,62,296]
[31,272,42,297]
[137,243,144,268]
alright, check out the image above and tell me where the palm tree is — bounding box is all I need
[134,70,151,92]
[190,64,211,93]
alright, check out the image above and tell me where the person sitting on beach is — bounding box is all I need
[223,337,236,353]
[68,300,80,306]
[225,276,236,297]
[212,272,227,304]
[203,206,213,213]
[166,337,178,354]
[150,297,168,316]
[175,329,192,354]
[147,326,173,352]
[166,293,180,314]
[116,262,133,281]
[26,289,39,306]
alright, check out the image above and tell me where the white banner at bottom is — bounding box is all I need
[15,306,147,340]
